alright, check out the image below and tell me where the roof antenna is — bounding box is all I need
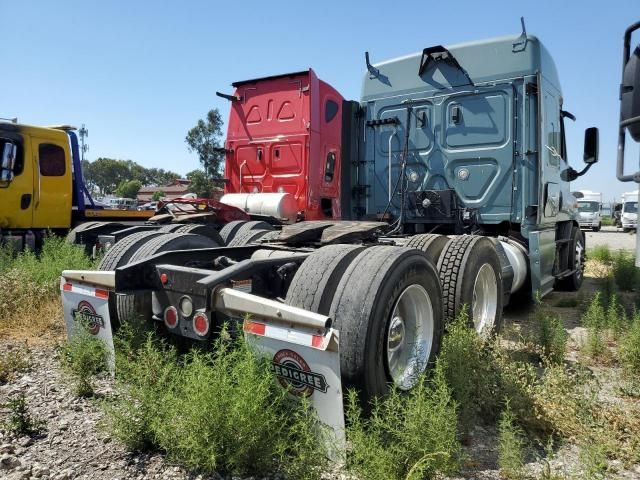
[513,16,528,52]
[365,52,379,77]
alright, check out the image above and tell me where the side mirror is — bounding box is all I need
[622,45,640,141]
[583,127,599,164]
[0,142,16,183]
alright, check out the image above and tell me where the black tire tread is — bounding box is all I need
[98,231,164,271]
[406,234,449,264]
[286,244,366,315]
[66,222,101,243]
[436,235,478,322]
[219,220,247,244]
[227,228,270,247]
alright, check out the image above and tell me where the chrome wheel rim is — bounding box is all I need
[472,263,498,337]
[575,239,584,280]
[386,284,434,390]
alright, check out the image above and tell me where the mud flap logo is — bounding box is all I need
[72,300,105,335]
[271,349,328,397]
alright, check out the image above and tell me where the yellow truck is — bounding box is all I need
[0,122,152,250]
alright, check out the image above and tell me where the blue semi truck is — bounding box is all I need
[61,26,599,406]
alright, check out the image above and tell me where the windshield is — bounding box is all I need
[578,201,599,213]
[623,202,638,213]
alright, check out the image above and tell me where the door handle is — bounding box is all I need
[21,193,32,210]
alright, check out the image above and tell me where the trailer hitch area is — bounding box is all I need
[59,269,345,456]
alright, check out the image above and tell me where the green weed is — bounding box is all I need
[0,345,30,384]
[582,293,607,359]
[612,251,638,291]
[437,308,500,431]
[2,392,45,436]
[103,332,328,479]
[589,244,613,264]
[345,364,461,480]
[59,326,109,396]
[620,310,640,377]
[498,399,526,480]
[533,306,568,364]
[579,441,608,480]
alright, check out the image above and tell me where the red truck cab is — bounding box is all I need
[223,69,345,220]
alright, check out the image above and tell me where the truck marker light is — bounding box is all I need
[193,312,210,336]
[244,320,266,336]
[95,289,109,299]
[311,334,325,349]
[63,282,73,292]
[164,306,178,329]
[160,273,169,285]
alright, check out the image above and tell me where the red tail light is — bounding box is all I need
[164,306,178,329]
[193,312,210,336]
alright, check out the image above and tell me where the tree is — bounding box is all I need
[152,190,165,201]
[85,158,131,195]
[115,180,142,199]
[81,158,181,195]
[145,168,181,187]
[185,109,224,179]
[186,169,215,198]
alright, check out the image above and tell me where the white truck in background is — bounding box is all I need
[621,190,639,232]
[576,190,603,231]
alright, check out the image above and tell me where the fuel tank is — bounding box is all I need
[220,193,298,223]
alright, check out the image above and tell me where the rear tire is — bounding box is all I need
[329,246,443,402]
[406,234,449,264]
[227,228,270,247]
[66,222,101,244]
[437,235,503,337]
[286,244,366,315]
[98,231,165,329]
[115,233,219,325]
[219,220,247,245]
[170,224,224,246]
[556,226,585,292]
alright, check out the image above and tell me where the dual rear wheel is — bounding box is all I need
[285,235,505,402]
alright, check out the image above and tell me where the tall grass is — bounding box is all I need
[345,364,461,480]
[498,400,526,480]
[589,244,613,264]
[436,308,500,431]
[620,310,640,377]
[0,235,96,337]
[612,251,638,291]
[532,302,568,364]
[103,331,328,479]
[59,326,109,396]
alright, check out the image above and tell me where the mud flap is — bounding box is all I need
[60,278,115,370]
[243,319,345,460]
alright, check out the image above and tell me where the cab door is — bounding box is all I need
[30,136,72,228]
[0,135,33,228]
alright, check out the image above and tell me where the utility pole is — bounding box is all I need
[79,124,89,162]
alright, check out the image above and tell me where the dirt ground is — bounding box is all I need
[0,239,639,479]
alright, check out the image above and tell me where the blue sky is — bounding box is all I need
[2,0,638,201]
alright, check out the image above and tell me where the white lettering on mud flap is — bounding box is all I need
[244,319,345,460]
[60,278,115,371]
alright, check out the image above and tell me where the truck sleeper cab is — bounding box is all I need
[220,69,350,222]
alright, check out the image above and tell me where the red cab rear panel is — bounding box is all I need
[224,69,345,220]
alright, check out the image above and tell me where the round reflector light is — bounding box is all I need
[193,312,210,336]
[164,306,178,329]
[179,296,193,317]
